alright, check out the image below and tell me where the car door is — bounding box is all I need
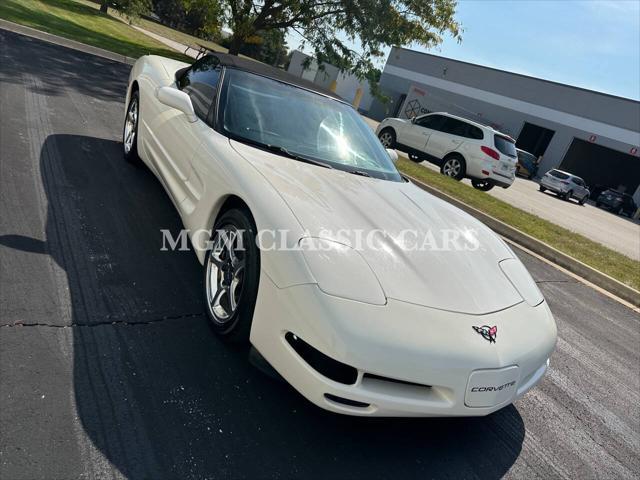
[150,56,221,207]
[399,114,445,151]
[425,116,465,159]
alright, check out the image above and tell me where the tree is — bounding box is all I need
[153,0,223,37]
[221,0,461,85]
[100,0,152,18]
[219,28,289,66]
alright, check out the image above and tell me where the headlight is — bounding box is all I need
[299,238,386,305]
[499,258,543,307]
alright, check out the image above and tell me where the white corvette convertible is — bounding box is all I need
[123,53,557,416]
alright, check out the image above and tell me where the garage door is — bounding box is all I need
[559,139,640,193]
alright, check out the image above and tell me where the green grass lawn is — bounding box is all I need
[128,15,227,54]
[0,0,192,61]
[397,158,640,290]
[74,0,228,54]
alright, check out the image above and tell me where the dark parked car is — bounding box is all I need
[515,148,539,179]
[589,184,609,201]
[596,190,637,217]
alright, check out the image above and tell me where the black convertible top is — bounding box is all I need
[205,53,344,102]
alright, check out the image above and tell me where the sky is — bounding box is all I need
[287,0,640,100]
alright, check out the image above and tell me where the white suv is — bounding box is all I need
[376,112,518,191]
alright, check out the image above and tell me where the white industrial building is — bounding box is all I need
[368,47,640,201]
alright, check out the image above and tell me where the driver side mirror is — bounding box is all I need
[386,148,399,164]
[156,86,197,123]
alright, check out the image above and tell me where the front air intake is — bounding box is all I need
[285,332,358,385]
[324,394,369,408]
[362,373,432,389]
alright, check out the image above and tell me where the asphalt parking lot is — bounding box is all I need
[1,29,639,479]
[468,174,639,261]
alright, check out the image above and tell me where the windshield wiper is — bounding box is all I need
[347,169,371,178]
[265,144,334,170]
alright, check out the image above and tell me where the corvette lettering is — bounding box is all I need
[471,381,516,392]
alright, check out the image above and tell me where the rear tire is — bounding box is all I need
[440,155,465,181]
[579,195,587,205]
[123,90,141,164]
[471,179,494,191]
[539,185,546,192]
[204,208,260,343]
[378,128,396,149]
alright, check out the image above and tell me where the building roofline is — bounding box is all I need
[391,47,640,105]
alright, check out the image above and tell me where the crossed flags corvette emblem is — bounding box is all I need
[473,325,497,343]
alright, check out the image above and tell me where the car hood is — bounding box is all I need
[231,141,524,314]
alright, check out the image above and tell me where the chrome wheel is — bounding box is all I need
[123,96,138,154]
[442,157,462,177]
[205,226,246,323]
[379,131,393,147]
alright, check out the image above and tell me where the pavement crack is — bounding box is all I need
[0,312,205,328]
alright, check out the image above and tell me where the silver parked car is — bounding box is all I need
[539,169,590,205]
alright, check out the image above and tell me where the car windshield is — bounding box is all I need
[494,134,517,158]
[549,170,570,180]
[219,69,402,181]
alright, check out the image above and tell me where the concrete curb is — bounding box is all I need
[0,19,137,65]
[405,174,640,307]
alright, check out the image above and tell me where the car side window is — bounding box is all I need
[440,117,469,137]
[177,56,221,120]
[467,125,484,140]
[416,115,445,131]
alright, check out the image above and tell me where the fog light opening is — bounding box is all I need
[285,332,358,385]
[324,393,370,409]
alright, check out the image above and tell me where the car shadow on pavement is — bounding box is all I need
[7,133,526,478]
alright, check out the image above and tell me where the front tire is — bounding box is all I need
[378,128,396,149]
[564,190,573,201]
[539,185,546,192]
[440,155,466,181]
[471,179,494,191]
[123,90,141,164]
[579,195,587,205]
[204,208,260,343]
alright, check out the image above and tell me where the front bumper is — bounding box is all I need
[597,198,621,209]
[250,273,557,417]
[540,179,567,194]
